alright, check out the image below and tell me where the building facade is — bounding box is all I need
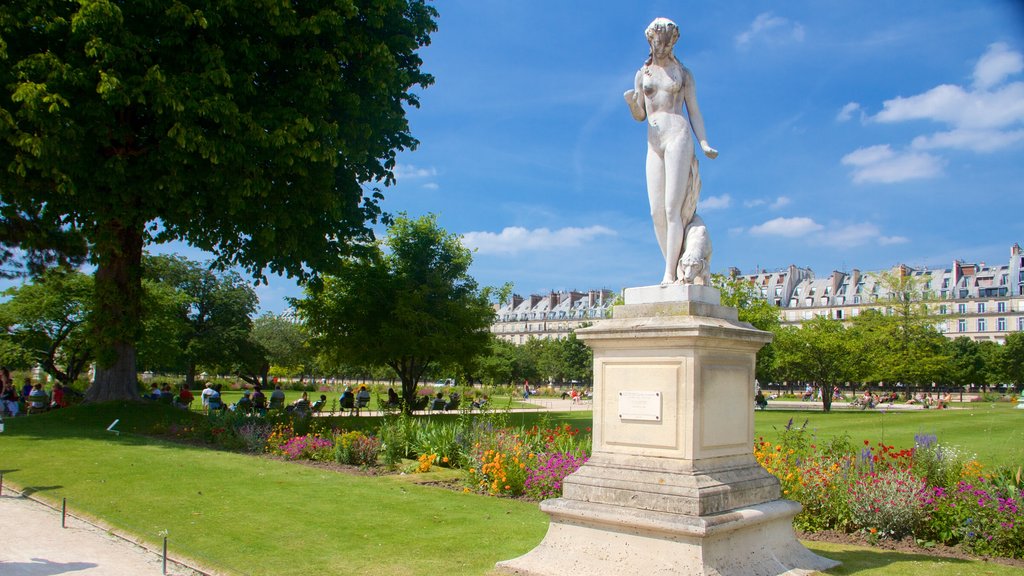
[731,243,1024,343]
[491,289,615,344]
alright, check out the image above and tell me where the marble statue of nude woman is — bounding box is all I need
[625,17,717,285]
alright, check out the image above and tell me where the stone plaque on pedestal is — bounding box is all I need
[497,285,839,576]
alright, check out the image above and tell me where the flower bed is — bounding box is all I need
[755,420,1023,558]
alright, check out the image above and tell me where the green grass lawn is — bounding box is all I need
[1,401,1021,575]
[754,403,1023,469]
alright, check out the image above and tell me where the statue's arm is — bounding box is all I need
[624,70,646,122]
[682,68,718,159]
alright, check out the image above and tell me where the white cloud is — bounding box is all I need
[749,217,823,238]
[872,82,1024,130]
[743,196,790,209]
[974,42,1024,90]
[819,223,882,247]
[836,102,862,122]
[878,235,910,246]
[841,145,943,184]
[698,194,731,211]
[911,128,1024,153]
[422,182,440,190]
[735,12,805,48]
[462,225,616,256]
[394,164,438,180]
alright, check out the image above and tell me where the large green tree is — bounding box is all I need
[772,316,857,412]
[231,313,311,388]
[0,270,94,385]
[714,273,781,383]
[294,214,496,412]
[143,254,257,388]
[0,0,437,400]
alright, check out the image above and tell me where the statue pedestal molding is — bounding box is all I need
[497,287,839,576]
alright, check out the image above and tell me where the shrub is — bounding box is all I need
[278,434,333,461]
[334,431,381,467]
[847,467,926,538]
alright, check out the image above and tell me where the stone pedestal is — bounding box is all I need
[497,285,838,576]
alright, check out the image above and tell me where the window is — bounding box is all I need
[835,310,843,319]
[939,305,947,315]
[1019,317,1024,331]
[958,319,967,332]
[997,301,1006,313]
[957,303,967,314]
[853,295,861,304]
[942,278,949,288]
[977,318,987,332]
[977,302,986,313]
[997,318,1006,331]
[775,286,782,296]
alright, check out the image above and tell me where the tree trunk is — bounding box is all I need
[185,361,197,389]
[821,385,833,413]
[86,221,143,402]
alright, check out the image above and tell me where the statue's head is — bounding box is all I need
[645,18,679,47]
[677,254,706,285]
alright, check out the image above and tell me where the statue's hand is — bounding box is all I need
[700,140,718,159]
[625,90,645,121]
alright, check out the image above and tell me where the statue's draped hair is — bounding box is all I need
[643,17,681,67]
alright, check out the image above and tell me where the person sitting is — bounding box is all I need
[754,391,768,411]
[339,387,355,411]
[21,378,34,401]
[801,384,814,401]
[201,382,215,410]
[51,382,67,409]
[159,384,175,403]
[431,392,446,411]
[269,384,286,410]
[176,384,194,410]
[145,382,161,400]
[28,383,49,413]
[935,392,953,410]
[471,394,489,410]
[311,394,327,414]
[232,390,254,413]
[569,388,580,404]
[288,391,311,415]
[251,386,267,413]
[859,390,875,410]
[1,381,19,416]
[386,387,400,407]
[356,385,371,408]
[444,392,460,411]
[207,384,225,412]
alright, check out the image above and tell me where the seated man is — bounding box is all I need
[431,392,446,411]
[28,383,49,412]
[339,387,355,410]
[311,394,327,413]
[231,390,254,412]
[471,395,488,409]
[754,391,768,410]
[444,393,460,411]
[270,385,286,407]
[356,386,371,407]
[176,385,194,409]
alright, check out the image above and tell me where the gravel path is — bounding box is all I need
[0,493,207,576]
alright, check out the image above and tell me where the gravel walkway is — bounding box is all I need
[0,492,208,576]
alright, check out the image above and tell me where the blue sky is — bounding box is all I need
[356,1,1023,316]
[9,2,1024,315]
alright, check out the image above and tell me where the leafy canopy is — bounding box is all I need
[294,214,495,408]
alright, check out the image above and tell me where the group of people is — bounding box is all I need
[906,391,954,409]
[1,367,69,416]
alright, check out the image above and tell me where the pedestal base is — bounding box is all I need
[497,499,838,576]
